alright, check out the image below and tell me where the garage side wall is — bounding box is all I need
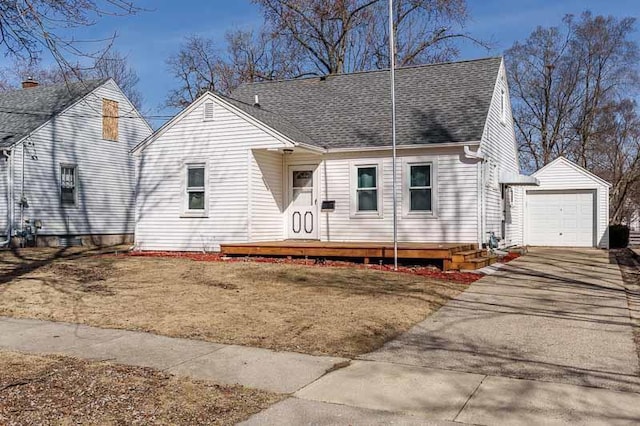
[527,159,609,249]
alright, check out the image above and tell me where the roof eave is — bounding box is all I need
[325,140,480,153]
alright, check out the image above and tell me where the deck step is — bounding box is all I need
[451,249,488,263]
[451,255,497,271]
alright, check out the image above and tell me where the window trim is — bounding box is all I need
[60,164,78,208]
[181,161,209,218]
[500,87,507,125]
[402,158,438,218]
[350,160,383,218]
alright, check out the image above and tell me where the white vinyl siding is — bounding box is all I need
[525,158,610,248]
[289,148,478,243]
[135,95,290,251]
[250,149,284,241]
[480,59,522,247]
[10,80,151,236]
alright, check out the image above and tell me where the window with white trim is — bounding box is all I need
[350,161,383,217]
[402,159,436,217]
[60,165,76,206]
[357,166,378,212]
[408,164,432,212]
[184,163,207,215]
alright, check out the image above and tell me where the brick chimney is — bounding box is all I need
[21,78,39,89]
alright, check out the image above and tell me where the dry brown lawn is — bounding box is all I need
[0,248,467,357]
[0,350,279,425]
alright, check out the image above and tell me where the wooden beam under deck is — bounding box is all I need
[220,241,478,270]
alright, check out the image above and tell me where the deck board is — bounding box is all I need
[220,241,478,268]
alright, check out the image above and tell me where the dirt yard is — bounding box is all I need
[0,350,279,425]
[0,248,467,357]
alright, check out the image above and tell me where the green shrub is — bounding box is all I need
[609,224,630,248]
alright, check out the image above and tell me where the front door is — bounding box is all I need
[288,166,318,239]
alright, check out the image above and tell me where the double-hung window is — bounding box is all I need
[60,165,76,206]
[350,161,382,217]
[408,164,432,212]
[183,163,207,216]
[403,160,436,216]
[357,166,378,212]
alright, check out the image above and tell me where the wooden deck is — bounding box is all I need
[220,241,493,270]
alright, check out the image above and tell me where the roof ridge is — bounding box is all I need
[237,56,502,88]
[0,78,109,96]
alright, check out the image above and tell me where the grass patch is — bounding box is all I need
[0,350,279,425]
[0,248,467,357]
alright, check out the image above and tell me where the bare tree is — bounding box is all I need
[505,12,639,173]
[165,36,228,107]
[590,99,640,224]
[165,30,302,107]
[505,18,581,171]
[0,52,143,110]
[253,0,482,75]
[374,0,483,67]
[0,1,142,76]
[568,12,639,167]
[93,51,143,109]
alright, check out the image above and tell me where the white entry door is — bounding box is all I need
[288,166,318,239]
[527,190,595,247]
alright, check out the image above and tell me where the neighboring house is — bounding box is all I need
[132,57,608,252]
[0,78,153,247]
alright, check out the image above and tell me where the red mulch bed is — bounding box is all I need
[126,251,481,285]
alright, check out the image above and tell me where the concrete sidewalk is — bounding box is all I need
[0,316,347,394]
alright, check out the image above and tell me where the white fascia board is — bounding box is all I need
[326,140,480,153]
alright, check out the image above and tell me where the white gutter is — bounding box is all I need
[464,145,485,160]
[326,140,481,154]
[0,149,12,247]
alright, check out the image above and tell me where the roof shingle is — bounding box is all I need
[0,79,108,148]
[230,57,501,149]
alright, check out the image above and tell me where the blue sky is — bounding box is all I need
[14,0,640,127]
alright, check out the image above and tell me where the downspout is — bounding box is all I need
[464,145,485,248]
[0,149,12,247]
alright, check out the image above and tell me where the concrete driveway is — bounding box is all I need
[246,248,640,424]
[366,247,640,392]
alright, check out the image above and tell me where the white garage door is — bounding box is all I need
[527,190,595,247]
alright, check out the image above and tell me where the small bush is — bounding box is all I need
[609,224,630,248]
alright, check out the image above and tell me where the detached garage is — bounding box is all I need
[523,157,610,249]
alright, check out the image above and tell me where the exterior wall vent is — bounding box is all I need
[203,101,214,121]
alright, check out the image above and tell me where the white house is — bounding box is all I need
[0,78,152,247]
[132,57,609,255]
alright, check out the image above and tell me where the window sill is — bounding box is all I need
[180,211,209,218]
[403,211,438,219]
[350,211,383,219]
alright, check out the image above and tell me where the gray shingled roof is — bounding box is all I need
[0,79,108,148]
[230,57,502,149]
